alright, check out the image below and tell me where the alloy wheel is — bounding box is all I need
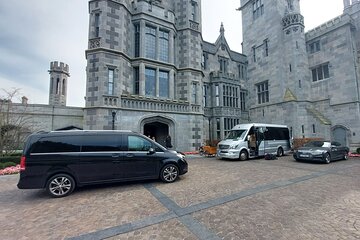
[47,174,75,197]
[324,153,331,164]
[161,164,178,183]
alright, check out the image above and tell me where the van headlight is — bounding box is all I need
[229,144,239,149]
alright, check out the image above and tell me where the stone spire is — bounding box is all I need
[220,22,225,35]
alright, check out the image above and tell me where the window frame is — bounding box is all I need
[145,25,156,59]
[159,70,169,98]
[256,81,269,104]
[108,68,115,95]
[311,63,330,82]
[145,67,156,97]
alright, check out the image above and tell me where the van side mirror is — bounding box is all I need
[148,148,156,155]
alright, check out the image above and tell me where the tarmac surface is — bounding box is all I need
[1,154,360,240]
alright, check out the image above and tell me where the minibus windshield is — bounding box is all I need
[225,130,247,140]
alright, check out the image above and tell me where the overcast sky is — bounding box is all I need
[0,0,344,107]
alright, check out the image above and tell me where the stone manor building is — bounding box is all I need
[240,0,360,150]
[4,0,360,152]
[83,0,360,151]
[84,0,248,151]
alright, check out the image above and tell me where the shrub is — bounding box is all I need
[3,162,17,168]
[0,156,21,164]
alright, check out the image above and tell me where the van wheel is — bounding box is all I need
[46,174,75,198]
[239,150,248,161]
[160,164,179,183]
[277,147,284,157]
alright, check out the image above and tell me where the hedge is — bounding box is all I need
[1,161,17,169]
[0,156,21,164]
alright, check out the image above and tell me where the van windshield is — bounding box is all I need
[225,130,247,140]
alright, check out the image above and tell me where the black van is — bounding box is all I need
[17,130,188,197]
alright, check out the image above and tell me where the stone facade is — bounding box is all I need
[5,0,359,152]
[240,0,360,151]
[84,0,247,151]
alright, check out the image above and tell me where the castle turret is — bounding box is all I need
[240,0,311,137]
[48,61,70,106]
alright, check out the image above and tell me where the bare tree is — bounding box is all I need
[0,88,32,156]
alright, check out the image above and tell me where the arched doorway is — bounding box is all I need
[141,116,175,147]
[144,122,168,146]
[332,125,348,147]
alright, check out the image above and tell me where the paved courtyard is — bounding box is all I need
[1,155,360,240]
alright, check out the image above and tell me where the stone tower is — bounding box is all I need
[48,61,70,106]
[174,0,203,101]
[239,0,311,138]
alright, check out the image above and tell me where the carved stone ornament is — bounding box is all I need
[89,38,101,49]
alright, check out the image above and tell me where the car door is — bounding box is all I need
[73,134,121,183]
[115,134,163,180]
[255,127,266,156]
[331,141,344,160]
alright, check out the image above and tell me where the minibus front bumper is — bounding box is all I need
[216,149,240,159]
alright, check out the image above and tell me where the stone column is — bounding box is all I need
[169,69,175,99]
[140,20,145,58]
[156,68,160,97]
[139,63,145,96]
[169,30,174,64]
[156,27,159,61]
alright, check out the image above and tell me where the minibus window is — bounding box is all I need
[225,130,246,140]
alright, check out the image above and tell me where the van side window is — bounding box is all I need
[31,136,81,153]
[81,135,120,152]
[128,136,152,151]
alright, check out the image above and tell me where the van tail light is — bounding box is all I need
[20,156,26,171]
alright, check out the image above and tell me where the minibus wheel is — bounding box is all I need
[239,150,248,161]
[46,173,75,198]
[277,147,284,157]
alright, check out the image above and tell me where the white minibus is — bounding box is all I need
[217,123,291,160]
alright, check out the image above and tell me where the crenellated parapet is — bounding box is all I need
[49,61,70,76]
[305,14,353,40]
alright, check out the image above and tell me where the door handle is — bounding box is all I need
[126,153,134,158]
[112,154,120,158]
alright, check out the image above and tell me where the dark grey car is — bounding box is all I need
[293,140,349,164]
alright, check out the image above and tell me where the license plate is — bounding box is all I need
[300,154,309,158]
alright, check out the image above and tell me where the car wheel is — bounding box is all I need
[277,147,284,157]
[239,150,248,161]
[323,153,331,164]
[344,152,349,160]
[46,174,75,198]
[160,164,179,183]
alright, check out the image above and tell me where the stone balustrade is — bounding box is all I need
[120,94,202,113]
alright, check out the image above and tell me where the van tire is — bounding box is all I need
[46,173,75,198]
[239,150,248,161]
[277,147,284,157]
[160,164,179,183]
